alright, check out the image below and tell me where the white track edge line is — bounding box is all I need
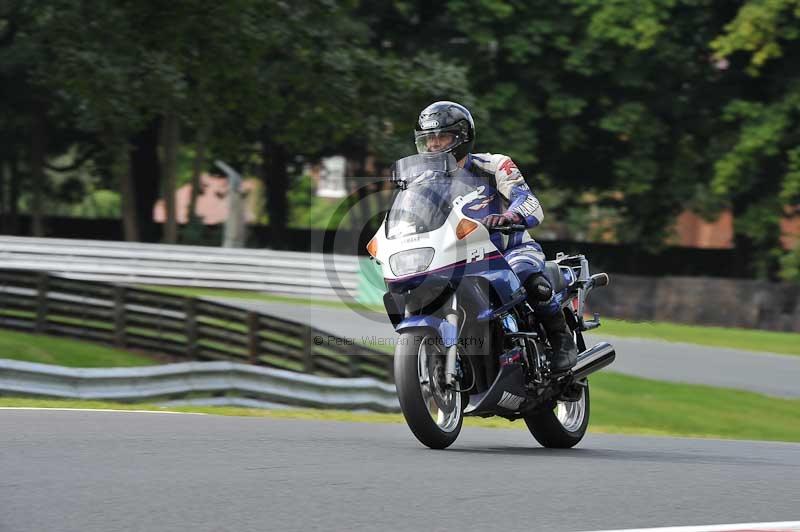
[582,521,800,532]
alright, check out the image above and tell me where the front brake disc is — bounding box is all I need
[428,357,455,413]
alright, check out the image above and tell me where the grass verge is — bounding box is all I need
[598,319,800,357]
[0,329,159,367]
[143,286,800,357]
[3,371,799,443]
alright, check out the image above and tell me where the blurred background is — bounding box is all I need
[1,0,798,277]
[0,0,799,443]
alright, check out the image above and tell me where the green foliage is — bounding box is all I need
[711,0,800,75]
[782,147,800,203]
[707,1,800,277]
[287,173,316,224]
[577,0,678,51]
[71,190,121,218]
[1,0,799,279]
[712,92,800,198]
[779,241,800,282]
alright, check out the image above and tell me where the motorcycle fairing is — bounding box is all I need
[387,257,527,340]
[473,269,527,320]
[375,158,531,350]
[463,359,528,416]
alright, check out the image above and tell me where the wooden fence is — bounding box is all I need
[0,270,393,382]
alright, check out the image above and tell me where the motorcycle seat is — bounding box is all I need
[544,261,568,293]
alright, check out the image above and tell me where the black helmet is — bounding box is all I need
[414,101,475,162]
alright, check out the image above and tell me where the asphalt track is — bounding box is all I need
[217,299,800,398]
[1,410,798,532]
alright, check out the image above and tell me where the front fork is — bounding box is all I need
[444,293,458,386]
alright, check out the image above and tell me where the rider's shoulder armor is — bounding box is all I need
[469,153,526,201]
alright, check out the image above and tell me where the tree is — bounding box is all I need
[357,0,731,246]
[1,0,281,241]
[242,1,473,234]
[708,0,800,277]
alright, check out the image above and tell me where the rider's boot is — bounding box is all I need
[523,273,578,373]
[541,310,577,373]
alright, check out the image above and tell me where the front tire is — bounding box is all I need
[394,328,463,449]
[524,381,589,448]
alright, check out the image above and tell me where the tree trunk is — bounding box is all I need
[262,134,288,246]
[160,112,180,243]
[0,157,5,229]
[30,108,47,237]
[130,119,162,242]
[188,128,207,225]
[8,150,19,234]
[103,126,139,241]
[118,146,138,242]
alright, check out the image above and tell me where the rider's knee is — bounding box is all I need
[524,273,552,303]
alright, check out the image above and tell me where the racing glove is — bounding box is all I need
[481,211,522,228]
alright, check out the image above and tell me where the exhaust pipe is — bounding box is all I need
[572,342,615,381]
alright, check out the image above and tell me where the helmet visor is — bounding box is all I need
[415,131,461,154]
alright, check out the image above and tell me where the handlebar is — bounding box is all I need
[587,272,610,289]
[583,273,611,291]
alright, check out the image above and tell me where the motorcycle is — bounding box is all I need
[367,152,615,449]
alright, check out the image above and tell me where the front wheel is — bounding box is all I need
[394,328,463,449]
[524,381,589,448]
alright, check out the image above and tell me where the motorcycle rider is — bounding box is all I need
[414,100,577,372]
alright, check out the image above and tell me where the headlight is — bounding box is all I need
[389,248,435,277]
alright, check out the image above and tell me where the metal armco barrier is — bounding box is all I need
[0,270,393,382]
[0,359,400,412]
[0,236,359,299]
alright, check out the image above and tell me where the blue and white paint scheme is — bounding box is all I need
[370,154,528,344]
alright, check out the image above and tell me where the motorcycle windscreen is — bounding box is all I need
[391,152,458,181]
[386,159,476,239]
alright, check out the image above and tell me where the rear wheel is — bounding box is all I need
[394,328,463,449]
[524,381,589,448]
